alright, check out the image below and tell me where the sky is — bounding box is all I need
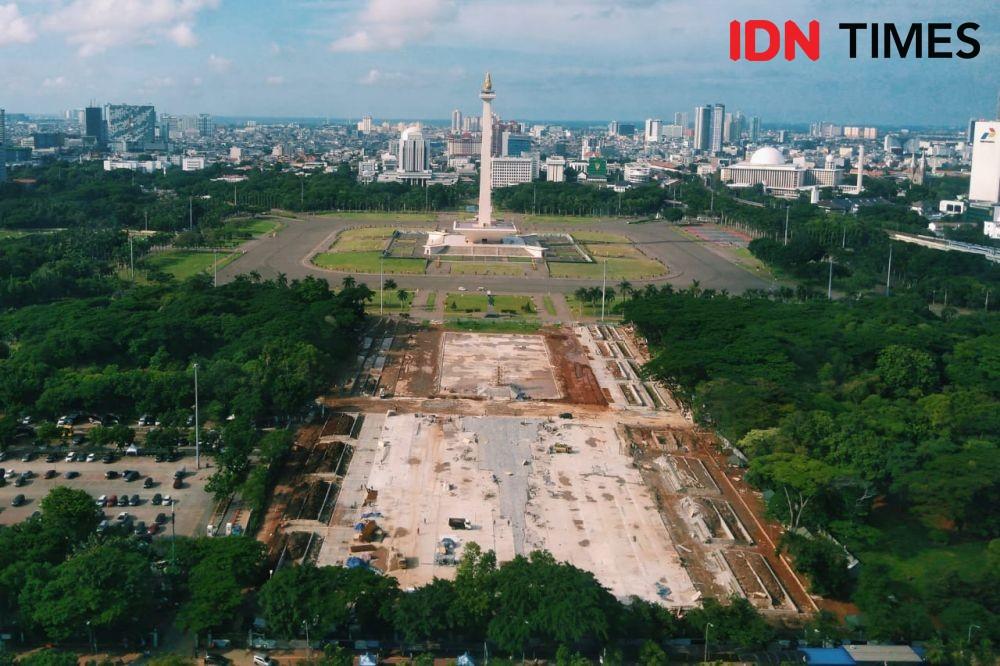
[0,0,998,125]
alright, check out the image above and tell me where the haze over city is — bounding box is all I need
[1,0,998,123]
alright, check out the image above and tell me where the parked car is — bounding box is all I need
[4,469,16,479]
[147,522,159,536]
[144,477,155,488]
[151,493,163,505]
[138,414,154,427]
[44,469,58,479]
[45,453,59,463]
[64,452,76,463]
[71,434,85,446]
[13,476,25,487]
[20,452,34,462]
[129,494,140,506]
[85,452,97,462]
[155,512,168,524]
[11,494,25,507]
[63,470,79,479]
[173,477,183,489]
[105,470,119,479]
[115,511,129,521]
[117,495,129,507]
[161,495,172,506]
[108,494,118,506]
[102,452,115,464]
[20,470,33,479]
[124,470,139,482]
[253,655,274,666]
[97,495,107,507]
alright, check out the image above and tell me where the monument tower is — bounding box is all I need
[477,72,496,228]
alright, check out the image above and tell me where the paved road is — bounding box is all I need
[216,213,771,294]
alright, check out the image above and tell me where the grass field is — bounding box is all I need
[315,211,437,223]
[565,293,623,319]
[571,231,648,260]
[448,262,528,277]
[330,227,396,253]
[425,292,437,309]
[445,293,536,315]
[519,214,607,225]
[313,251,426,275]
[542,295,557,316]
[445,318,542,334]
[144,250,238,280]
[548,257,665,280]
[365,289,415,313]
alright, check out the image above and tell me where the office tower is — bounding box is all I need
[197,113,213,137]
[673,111,689,128]
[969,121,1000,204]
[104,104,156,148]
[710,103,725,153]
[618,123,636,137]
[398,126,428,172]
[608,120,619,136]
[644,118,662,143]
[451,109,462,133]
[502,131,532,157]
[84,106,104,146]
[749,116,761,142]
[723,113,733,142]
[462,115,480,132]
[0,108,6,183]
[357,115,373,133]
[693,105,711,152]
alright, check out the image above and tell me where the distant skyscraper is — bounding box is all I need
[693,105,711,152]
[608,120,620,136]
[673,111,689,128]
[969,120,1000,204]
[749,116,761,143]
[398,126,429,173]
[197,113,213,137]
[502,131,532,157]
[358,115,373,133]
[84,106,104,147]
[0,108,6,184]
[644,118,662,143]
[451,109,462,133]
[462,115,481,133]
[710,103,725,154]
[104,104,156,149]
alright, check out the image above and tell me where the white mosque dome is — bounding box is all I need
[748,146,786,166]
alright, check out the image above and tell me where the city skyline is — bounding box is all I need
[0,0,997,124]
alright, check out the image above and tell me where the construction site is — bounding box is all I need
[261,321,817,616]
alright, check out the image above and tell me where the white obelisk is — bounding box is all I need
[477,72,495,228]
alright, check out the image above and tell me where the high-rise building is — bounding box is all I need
[710,103,725,154]
[491,156,534,188]
[749,116,761,142]
[84,106,104,147]
[398,126,429,173]
[358,115,373,134]
[674,111,689,128]
[545,155,566,182]
[197,113,213,137]
[462,115,481,133]
[104,104,156,149]
[451,109,462,133]
[618,123,636,137]
[969,121,1000,204]
[693,105,711,152]
[723,113,733,142]
[502,131,532,157]
[0,108,6,184]
[644,118,662,143]
[608,120,620,136]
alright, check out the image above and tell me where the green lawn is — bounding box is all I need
[445,293,536,315]
[313,251,426,275]
[565,293,623,319]
[520,214,605,225]
[315,211,437,223]
[227,217,281,236]
[365,289,415,313]
[144,250,238,280]
[424,292,437,310]
[542,295,557,316]
[448,261,528,277]
[331,227,396,252]
[548,257,665,280]
[445,318,542,334]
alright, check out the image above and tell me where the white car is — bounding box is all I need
[85,452,97,462]
[64,452,76,462]
[4,469,16,479]
[457,286,467,292]
[161,495,172,506]
[96,495,107,507]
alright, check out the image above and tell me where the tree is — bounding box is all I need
[38,487,103,547]
[685,597,774,649]
[175,536,265,637]
[900,447,1000,536]
[15,650,78,666]
[747,453,846,529]
[383,278,398,292]
[637,640,668,666]
[396,288,409,306]
[876,344,937,396]
[21,540,155,642]
[394,578,458,643]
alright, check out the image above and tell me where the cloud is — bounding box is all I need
[265,75,285,86]
[330,0,456,52]
[208,53,232,73]
[0,3,35,46]
[42,75,68,88]
[41,0,220,56]
[359,68,404,85]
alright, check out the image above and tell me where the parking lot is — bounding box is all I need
[0,447,217,538]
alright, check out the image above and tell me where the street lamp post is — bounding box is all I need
[601,259,607,322]
[193,363,200,470]
[380,256,384,315]
[704,622,714,663]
